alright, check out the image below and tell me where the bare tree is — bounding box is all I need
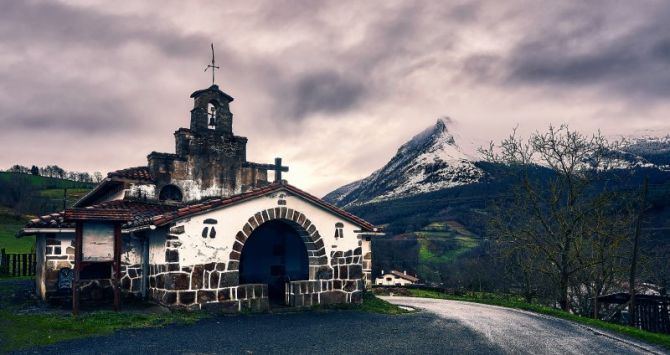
[93,171,103,183]
[480,125,635,312]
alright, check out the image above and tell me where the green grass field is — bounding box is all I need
[39,188,92,201]
[415,220,480,264]
[0,172,96,190]
[0,279,209,352]
[315,292,411,315]
[0,210,33,254]
[0,172,96,254]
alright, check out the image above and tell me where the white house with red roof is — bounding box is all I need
[20,83,380,312]
[375,270,420,286]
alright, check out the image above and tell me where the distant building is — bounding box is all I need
[375,270,419,286]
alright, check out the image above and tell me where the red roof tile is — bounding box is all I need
[150,181,377,232]
[64,208,132,222]
[389,270,420,283]
[22,181,377,234]
[107,166,154,182]
[24,200,179,231]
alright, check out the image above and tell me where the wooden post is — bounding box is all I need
[73,221,83,317]
[12,255,17,277]
[22,254,27,276]
[629,176,648,327]
[113,223,121,312]
[0,248,5,275]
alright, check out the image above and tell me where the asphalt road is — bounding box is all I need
[14,309,502,355]
[381,296,667,355]
[12,297,667,354]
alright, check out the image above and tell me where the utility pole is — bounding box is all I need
[629,176,648,327]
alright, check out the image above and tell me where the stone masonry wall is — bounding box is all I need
[146,231,268,311]
[287,247,364,307]
[144,206,368,312]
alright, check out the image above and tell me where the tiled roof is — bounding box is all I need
[107,166,154,182]
[149,181,377,232]
[24,200,179,231]
[64,208,133,222]
[22,181,377,234]
[389,270,419,283]
[282,183,377,232]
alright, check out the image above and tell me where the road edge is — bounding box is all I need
[381,296,668,355]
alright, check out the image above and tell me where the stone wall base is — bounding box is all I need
[287,279,363,307]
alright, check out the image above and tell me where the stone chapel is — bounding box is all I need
[19,83,380,312]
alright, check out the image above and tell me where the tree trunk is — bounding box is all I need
[629,176,648,327]
[559,241,571,311]
[559,274,569,311]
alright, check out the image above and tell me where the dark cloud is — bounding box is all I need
[0,0,213,136]
[447,2,481,23]
[462,54,502,81]
[0,79,135,133]
[0,0,209,57]
[286,70,366,118]
[261,2,457,122]
[504,2,670,98]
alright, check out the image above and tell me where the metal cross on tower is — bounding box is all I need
[204,43,220,85]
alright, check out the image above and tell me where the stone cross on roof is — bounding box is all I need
[256,158,289,182]
[273,157,289,182]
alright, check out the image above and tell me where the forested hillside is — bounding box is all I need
[350,164,670,292]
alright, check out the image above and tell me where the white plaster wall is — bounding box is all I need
[35,235,46,299]
[172,179,229,202]
[55,233,75,249]
[173,189,366,266]
[122,234,144,265]
[97,187,126,204]
[148,228,167,263]
[375,274,415,286]
[126,183,157,200]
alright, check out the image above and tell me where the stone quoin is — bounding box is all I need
[19,82,381,312]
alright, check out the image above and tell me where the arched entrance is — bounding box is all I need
[239,220,309,305]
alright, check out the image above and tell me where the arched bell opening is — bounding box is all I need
[158,184,183,203]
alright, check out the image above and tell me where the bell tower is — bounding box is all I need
[189,85,234,135]
[145,44,280,202]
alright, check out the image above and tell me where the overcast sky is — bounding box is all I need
[2,0,670,196]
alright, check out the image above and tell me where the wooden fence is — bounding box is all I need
[0,248,36,277]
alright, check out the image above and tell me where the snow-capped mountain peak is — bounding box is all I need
[324,118,484,207]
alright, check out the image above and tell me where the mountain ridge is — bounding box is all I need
[324,117,485,207]
[325,118,670,208]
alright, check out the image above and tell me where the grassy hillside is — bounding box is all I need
[0,208,33,254]
[0,172,96,254]
[414,220,481,284]
[39,188,92,201]
[416,222,479,264]
[0,172,96,190]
